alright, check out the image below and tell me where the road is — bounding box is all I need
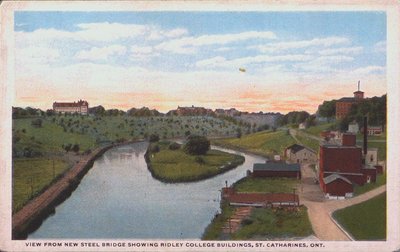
[298,163,386,241]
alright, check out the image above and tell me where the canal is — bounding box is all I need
[29,141,266,239]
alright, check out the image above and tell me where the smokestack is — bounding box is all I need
[363,116,368,156]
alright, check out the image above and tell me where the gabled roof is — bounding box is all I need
[253,162,300,172]
[323,174,352,185]
[286,144,316,154]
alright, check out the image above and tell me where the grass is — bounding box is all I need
[232,206,313,240]
[304,123,335,137]
[147,141,245,182]
[367,141,387,161]
[354,172,386,196]
[202,202,236,240]
[234,177,299,194]
[12,158,70,213]
[333,193,386,240]
[213,130,296,158]
[294,133,320,152]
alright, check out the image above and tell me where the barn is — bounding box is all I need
[253,162,301,179]
[321,174,353,198]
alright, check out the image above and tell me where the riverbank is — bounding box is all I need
[202,176,312,240]
[12,140,141,239]
[144,141,245,183]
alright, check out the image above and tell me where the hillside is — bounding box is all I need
[212,130,296,158]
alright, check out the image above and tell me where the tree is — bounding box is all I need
[72,144,80,154]
[184,135,210,155]
[63,143,72,153]
[318,100,336,119]
[236,128,242,138]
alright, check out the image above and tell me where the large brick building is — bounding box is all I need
[335,82,364,119]
[318,132,380,198]
[53,100,89,115]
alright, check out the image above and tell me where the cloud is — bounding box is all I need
[352,65,385,75]
[156,31,277,54]
[251,36,350,53]
[374,40,386,53]
[16,46,60,65]
[317,46,363,55]
[196,54,312,69]
[75,45,127,61]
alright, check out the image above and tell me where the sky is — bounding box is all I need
[14,11,386,113]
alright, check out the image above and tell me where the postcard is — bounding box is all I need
[1,1,399,251]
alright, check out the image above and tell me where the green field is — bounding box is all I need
[147,141,245,182]
[304,123,335,136]
[213,130,296,158]
[232,206,313,240]
[333,193,386,240]
[354,172,386,196]
[202,202,236,240]
[12,158,70,213]
[234,177,299,194]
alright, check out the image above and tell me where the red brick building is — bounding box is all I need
[318,133,378,198]
[322,174,353,197]
[335,82,364,119]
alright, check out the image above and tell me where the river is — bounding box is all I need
[28,141,266,239]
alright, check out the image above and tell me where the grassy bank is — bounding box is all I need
[232,206,313,240]
[12,158,70,213]
[146,141,245,183]
[333,193,386,240]
[202,176,311,240]
[233,177,299,194]
[304,123,335,137]
[212,130,296,158]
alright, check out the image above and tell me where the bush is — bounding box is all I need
[168,142,181,150]
[184,135,210,155]
[150,144,160,153]
[149,134,160,142]
[195,156,205,165]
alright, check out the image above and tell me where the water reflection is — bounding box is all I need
[28,142,266,239]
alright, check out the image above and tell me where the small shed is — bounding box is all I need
[285,144,317,164]
[322,174,353,197]
[253,162,301,179]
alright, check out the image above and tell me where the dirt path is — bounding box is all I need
[298,163,386,241]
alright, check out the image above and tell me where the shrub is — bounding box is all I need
[168,142,181,150]
[150,144,160,153]
[149,134,160,143]
[184,135,210,155]
[195,156,205,165]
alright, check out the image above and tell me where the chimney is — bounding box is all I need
[363,116,368,156]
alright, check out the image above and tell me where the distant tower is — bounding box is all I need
[353,80,364,100]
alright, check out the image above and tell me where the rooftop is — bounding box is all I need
[253,162,300,172]
[323,173,352,185]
